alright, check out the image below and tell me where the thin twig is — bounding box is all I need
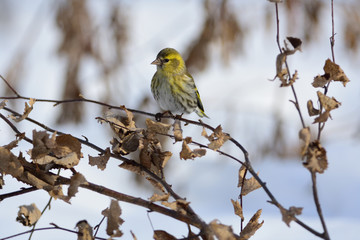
[311,172,330,240]
[0,187,38,201]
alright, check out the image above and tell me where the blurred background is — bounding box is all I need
[0,0,359,239]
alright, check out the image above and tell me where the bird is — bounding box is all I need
[150,48,208,118]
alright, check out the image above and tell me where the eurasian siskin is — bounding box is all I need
[151,48,208,118]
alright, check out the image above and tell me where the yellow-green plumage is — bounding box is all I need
[151,48,208,118]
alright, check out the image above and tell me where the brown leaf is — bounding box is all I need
[67,173,87,200]
[287,37,302,50]
[146,118,171,135]
[89,148,111,170]
[239,209,264,240]
[303,141,328,173]
[76,220,93,240]
[153,230,177,240]
[149,193,170,202]
[161,199,190,215]
[10,98,36,122]
[280,206,303,226]
[299,127,311,156]
[180,137,206,160]
[323,58,350,86]
[202,125,230,151]
[0,100,7,109]
[119,161,144,176]
[173,119,183,142]
[231,199,244,221]
[307,100,320,116]
[209,220,237,240]
[313,110,331,123]
[16,203,41,226]
[317,91,341,112]
[312,74,330,88]
[237,165,261,196]
[146,177,166,193]
[0,147,24,178]
[102,200,124,237]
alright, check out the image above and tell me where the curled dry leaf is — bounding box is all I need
[104,110,140,155]
[119,161,144,176]
[303,141,328,173]
[299,127,311,156]
[89,148,111,170]
[323,58,350,86]
[173,119,183,142]
[0,147,24,178]
[161,199,190,215]
[280,206,303,227]
[312,73,330,88]
[146,118,171,135]
[153,230,177,240]
[307,100,320,116]
[238,165,261,196]
[102,200,124,237]
[76,220,93,240]
[16,203,41,226]
[209,220,237,240]
[231,199,244,221]
[67,173,87,200]
[202,125,230,151]
[146,177,166,193]
[317,91,341,112]
[239,209,264,240]
[149,193,170,202]
[31,131,82,169]
[180,137,206,160]
[0,100,7,109]
[10,98,36,122]
[286,37,302,50]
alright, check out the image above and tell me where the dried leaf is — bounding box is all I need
[149,193,170,202]
[312,74,330,88]
[323,58,350,86]
[67,173,87,200]
[76,220,93,240]
[231,199,244,221]
[313,110,331,123]
[299,127,311,156]
[173,119,183,142]
[146,177,166,193]
[287,37,302,51]
[202,125,230,151]
[146,118,171,135]
[317,91,341,112]
[303,141,328,173]
[16,203,41,226]
[307,100,320,116]
[239,209,264,240]
[10,98,36,122]
[237,165,261,196]
[102,200,124,237]
[180,137,206,160]
[209,220,237,240]
[0,147,24,178]
[0,100,7,109]
[161,199,190,215]
[153,230,177,240]
[119,161,144,176]
[280,206,303,226]
[89,148,111,170]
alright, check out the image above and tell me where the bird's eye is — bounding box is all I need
[163,58,169,63]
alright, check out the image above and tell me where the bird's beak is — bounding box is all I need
[151,58,162,66]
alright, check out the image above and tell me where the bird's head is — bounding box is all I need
[151,48,186,75]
